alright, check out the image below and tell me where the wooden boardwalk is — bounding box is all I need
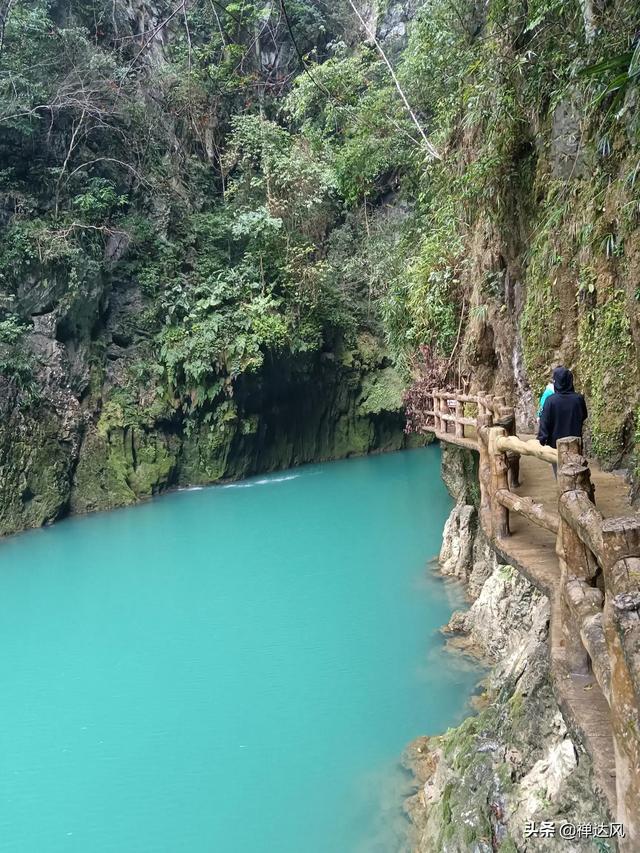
[429,390,640,846]
[491,436,635,809]
[440,428,635,808]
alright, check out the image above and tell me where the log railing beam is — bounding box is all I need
[564,578,611,701]
[495,489,559,534]
[601,517,640,579]
[556,437,593,675]
[439,413,475,426]
[495,434,558,465]
[558,490,604,566]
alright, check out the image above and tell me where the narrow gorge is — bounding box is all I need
[0,0,639,850]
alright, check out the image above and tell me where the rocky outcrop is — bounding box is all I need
[439,503,476,580]
[438,444,496,596]
[375,0,426,54]
[405,564,614,851]
[444,563,549,664]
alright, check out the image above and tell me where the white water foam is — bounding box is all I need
[222,473,303,489]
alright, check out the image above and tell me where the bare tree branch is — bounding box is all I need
[65,156,150,187]
[55,107,87,215]
[182,1,192,72]
[207,0,227,45]
[346,0,442,160]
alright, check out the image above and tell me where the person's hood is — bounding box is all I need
[545,382,554,392]
[553,366,574,393]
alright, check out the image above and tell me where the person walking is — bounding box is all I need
[538,366,588,476]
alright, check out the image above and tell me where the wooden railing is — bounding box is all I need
[427,389,514,434]
[424,389,640,846]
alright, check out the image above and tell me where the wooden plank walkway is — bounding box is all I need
[438,429,638,814]
[496,436,635,811]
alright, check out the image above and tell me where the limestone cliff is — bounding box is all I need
[1,0,638,528]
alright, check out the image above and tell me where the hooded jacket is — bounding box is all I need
[538,367,588,448]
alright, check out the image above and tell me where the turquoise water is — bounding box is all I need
[0,447,479,853]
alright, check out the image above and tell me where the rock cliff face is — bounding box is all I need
[2,0,637,534]
[473,24,639,480]
[0,0,420,538]
[403,445,614,852]
[0,324,412,535]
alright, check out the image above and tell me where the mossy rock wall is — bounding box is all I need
[0,345,419,537]
[0,401,76,534]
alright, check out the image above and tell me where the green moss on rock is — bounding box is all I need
[127,431,179,497]
[71,424,179,513]
[521,260,563,394]
[70,428,136,513]
[333,410,374,457]
[0,405,73,534]
[177,403,239,485]
[357,366,404,416]
[577,290,638,464]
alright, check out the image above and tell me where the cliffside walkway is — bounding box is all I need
[425,390,640,850]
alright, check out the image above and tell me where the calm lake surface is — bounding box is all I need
[0,446,479,853]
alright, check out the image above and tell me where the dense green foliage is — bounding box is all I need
[0,0,639,486]
[0,0,360,413]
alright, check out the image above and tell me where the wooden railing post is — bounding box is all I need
[432,388,440,433]
[506,455,520,489]
[484,395,494,428]
[493,395,506,413]
[477,394,485,419]
[556,437,593,675]
[476,394,492,429]
[455,392,464,439]
[476,392,493,534]
[439,393,448,435]
[488,425,510,539]
[503,405,520,488]
[492,398,518,488]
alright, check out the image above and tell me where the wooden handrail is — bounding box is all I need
[495,489,559,534]
[496,434,557,465]
[439,413,476,426]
